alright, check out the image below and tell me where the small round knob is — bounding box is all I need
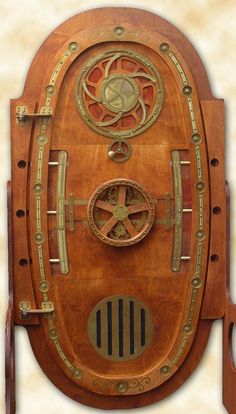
[108,151,116,158]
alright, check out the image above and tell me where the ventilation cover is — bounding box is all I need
[87,295,154,361]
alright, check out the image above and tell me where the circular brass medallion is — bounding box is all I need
[74,49,164,139]
[101,75,139,113]
[87,179,155,247]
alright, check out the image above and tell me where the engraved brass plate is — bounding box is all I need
[74,50,164,138]
[87,179,155,247]
[87,295,154,361]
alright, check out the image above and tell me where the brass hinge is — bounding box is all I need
[16,106,53,124]
[19,301,54,319]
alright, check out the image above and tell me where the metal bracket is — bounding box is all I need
[19,301,54,319]
[16,106,53,124]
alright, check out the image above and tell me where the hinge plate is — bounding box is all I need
[16,106,53,124]
[19,301,55,319]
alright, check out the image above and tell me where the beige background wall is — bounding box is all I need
[0,0,236,413]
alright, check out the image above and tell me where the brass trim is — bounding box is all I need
[69,193,75,232]
[171,151,183,272]
[31,45,82,381]
[16,105,52,124]
[159,45,206,376]
[19,301,54,318]
[56,151,69,274]
[93,377,151,394]
[165,193,171,230]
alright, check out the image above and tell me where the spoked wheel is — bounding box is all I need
[87,179,155,246]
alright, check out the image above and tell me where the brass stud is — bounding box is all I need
[37,134,48,145]
[183,324,193,335]
[114,26,125,36]
[33,183,42,193]
[160,365,170,376]
[191,278,202,288]
[160,43,170,53]
[68,42,79,53]
[195,181,206,193]
[73,368,82,379]
[191,133,202,144]
[45,85,55,96]
[34,232,45,244]
[183,85,192,95]
[196,230,206,241]
[116,382,128,393]
[49,328,59,340]
[39,280,50,292]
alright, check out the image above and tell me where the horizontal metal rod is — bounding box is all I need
[183,208,192,213]
[47,210,57,215]
[181,256,191,261]
[180,161,191,165]
[49,259,60,263]
[48,161,59,166]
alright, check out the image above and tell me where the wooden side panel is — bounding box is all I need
[200,100,226,319]
[10,102,39,326]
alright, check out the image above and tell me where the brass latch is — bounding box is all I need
[19,301,54,319]
[16,106,53,124]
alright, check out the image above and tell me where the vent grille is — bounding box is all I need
[87,296,154,361]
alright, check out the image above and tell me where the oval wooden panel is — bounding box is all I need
[11,7,228,410]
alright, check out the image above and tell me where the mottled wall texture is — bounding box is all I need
[0,1,235,413]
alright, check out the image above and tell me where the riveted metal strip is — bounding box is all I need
[32,44,82,380]
[159,44,206,375]
[171,151,183,272]
[56,151,69,275]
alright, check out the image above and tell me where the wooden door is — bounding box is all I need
[9,7,230,411]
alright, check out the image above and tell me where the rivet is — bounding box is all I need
[183,85,192,96]
[39,280,50,292]
[116,382,128,393]
[183,324,193,335]
[196,230,206,241]
[49,328,58,340]
[45,85,55,96]
[191,133,202,144]
[68,42,79,53]
[37,134,48,145]
[191,278,202,288]
[73,368,82,379]
[160,43,170,53]
[195,181,206,192]
[114,26,125,36]
[160,365,170,375]
[34,232,45,244]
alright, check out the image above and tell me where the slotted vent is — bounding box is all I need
[87,295,154,361]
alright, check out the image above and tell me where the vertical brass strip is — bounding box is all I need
[171,151,183,272]
[56,151,69,274]
[165,193,171,230]
[69,193,75,232]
